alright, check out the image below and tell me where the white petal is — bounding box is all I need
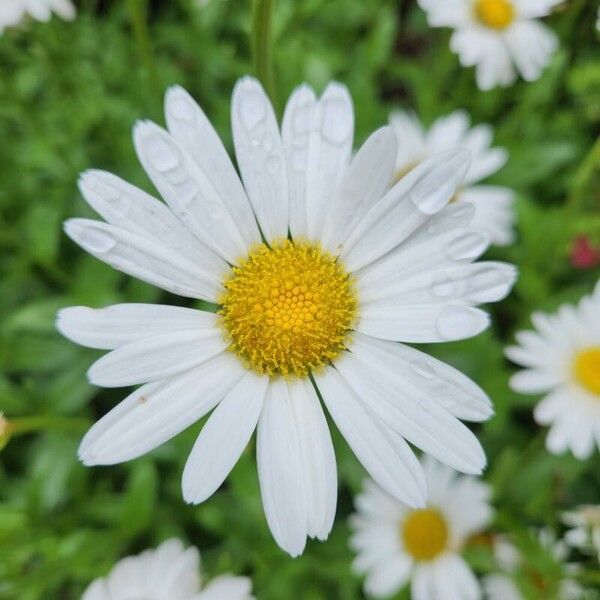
[182,371,268,504]
[78,170,212,265]
[359,261,517,305]
[363,555,412,598]
[256,379,308,557]
[433,554,480,600]
[79,353,245,465]
[412,563,436,600]
[197,575,254,600]
[304,82,354,242]
[56,304,218,350]
[335,344,487,474]
[340,149,471,271]
[133,120,249,264]
[64,219,225,301]
[314,366,427,507]
[281,83,318,240]
[389,110,427,171]
[82,580,109,600]
[357,303,490,343]
[418,0,472,26]
[153,545,201,599]
[286,379,337,540]
[87,329,228,387]
[351,333,493,422]
[515,0,563,18]
[164,86,261,252]
[509,369,563,393]
[320,126,397,254]
[231,77,289,242]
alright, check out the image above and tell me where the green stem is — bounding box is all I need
[8,415,89,436]
[252,0,277,107]
[128,0,161,109]
[567,134,600,211]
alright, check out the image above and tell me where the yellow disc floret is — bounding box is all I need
[474,0,515,30]
[573,347,600,396]
[219,239,357,378]
[402,508,449,561]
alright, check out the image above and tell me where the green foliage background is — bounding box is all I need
[0,0,599,598]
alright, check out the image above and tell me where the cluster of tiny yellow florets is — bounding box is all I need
[219,239,357,378]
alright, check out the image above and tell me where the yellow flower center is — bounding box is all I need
[473,0,515,30]
[573,347,600,395]
[219,240,357,378]
[402,507,449,561]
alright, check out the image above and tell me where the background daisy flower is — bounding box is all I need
[0,0,75,34]
[390,109,515,246]
[563,505,600,562]
[349,456,493,599]
[418,0,561,90]
[506,280,600,459]
[82,538,253,600]
[57,77,516,556]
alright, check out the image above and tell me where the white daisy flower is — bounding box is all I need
[390,109,515,246]
[563,505,600,561]
[506,280,600,460]
[418,0,560,90]
[57,78,516,556]
[0,0,75,34]
[349,456,493,599]
[82,538,253,600]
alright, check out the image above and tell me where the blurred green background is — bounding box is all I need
[0,0,599,598]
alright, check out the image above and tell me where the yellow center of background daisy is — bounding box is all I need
[573,347,600,395]
[474,0,515,30]
[219,240,357,378]
[402,507,449,561]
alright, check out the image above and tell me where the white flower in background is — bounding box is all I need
[0,0,75,34]
[349,456,493,599]
[82,538,253,600]
[418,0,560,90]
[390,109,514,246]
[58,78,516,556]
[506,281,600,459]
[563,505,600,561]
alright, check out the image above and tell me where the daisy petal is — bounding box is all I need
[257,379,309,556]
[87,329,228,387]
[64,218,225,301]
[182,371,268,504]
[133,120,248,264]
[363,555,412,598]
[341,149,471,271]
[231,77,289,242]
[509,369,564,393]
[357,303,490,343]
[56,304,218,350]
[164,85,261,252]
[321,126,397,254]
[287,379,337,540]
[82,580,109,600]
[197,575,254,600]
[79,353,245,465]
[335,346,487,474]
[282,83,318,240]
[314,366,427,508]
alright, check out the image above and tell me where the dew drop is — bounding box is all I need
[436,306,488,341]
[321,99,352,145]
[239,90,266,131]
[431,274,458,299]
[169,96,195,122]
[447,232,487,261]
[81,228,116,253]
[146,137,180,172]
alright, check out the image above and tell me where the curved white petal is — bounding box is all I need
[256,379,308,557]
[334,346,487,474]
[321,126,397,254]
[56,304,218,350]
[363,555,412,598]
[64,218,225,301]
[182,371,268,504]
[133,120,248,264]
[87,329,228,387]
[314,366,427,508]
[286,379,337,540]
[82,580,109,600]
[357,303,490,343]
[79,353,245,465]
[231,77,289,242]
[340,149,471,271]
[197,575,254,600]
[164,85,261,253]
[509,368,564,393]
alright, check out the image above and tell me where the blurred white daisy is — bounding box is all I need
[418,0,560,90]
[563,505,600,561]
[0,0,75,34]
[506,281,600,459]
[349,456,493,599]
[58,78,516,556]
[82,538,253,600]
[390,109,515,246]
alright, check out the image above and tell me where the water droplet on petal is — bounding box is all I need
[146,137,180,172]
[81,228,116,253]
[447,232,488,261]
[239,90,266,131]
[431,274,458,299]
[321,99,352,145]
[169,96,195,122]
[436,306,488,341]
